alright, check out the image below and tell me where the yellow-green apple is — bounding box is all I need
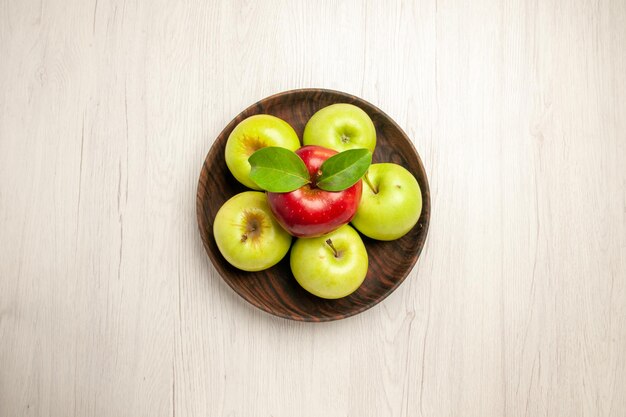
[303,103,376,153]
[351,163,422,240]
[265,146,363,238]
[213,191,292,271]
[225,114,300,189]
[290,224,368,299]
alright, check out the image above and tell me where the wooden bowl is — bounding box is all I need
[196,89,430,322]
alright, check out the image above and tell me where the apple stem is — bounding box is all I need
[364,171,378,194]
[325,239,340,258]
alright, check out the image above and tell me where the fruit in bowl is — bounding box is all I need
[210,102,424,302]
[213,191,292,271]
[303,103,377,153]
[224,114,300,189]
[290,224,368,299]
[264,145,364,238]
[351,163,422,241]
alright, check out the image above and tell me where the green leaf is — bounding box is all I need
[316,148,372,191]
[248,147,310,192]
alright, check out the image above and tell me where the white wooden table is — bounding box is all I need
[1,1,625,416]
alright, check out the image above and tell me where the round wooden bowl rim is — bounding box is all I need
[196,88,430,322]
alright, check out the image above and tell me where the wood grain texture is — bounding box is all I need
[196,89,430,321]
[1,0,625,416]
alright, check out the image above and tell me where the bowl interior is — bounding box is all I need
[196,89,430,321]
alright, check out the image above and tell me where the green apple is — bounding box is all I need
[225,114,300,189]
[213,191,292,271]
[290,224,368,299]
[351,163,422,241]
[303,103,376,153]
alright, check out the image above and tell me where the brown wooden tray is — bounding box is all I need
[196,88,430,321]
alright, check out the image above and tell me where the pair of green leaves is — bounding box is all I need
[248,147,372,193]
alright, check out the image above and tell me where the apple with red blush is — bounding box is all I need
[266,146,362,237]
[248,145,372,238]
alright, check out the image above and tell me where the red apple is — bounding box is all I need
[267,145,363,238]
